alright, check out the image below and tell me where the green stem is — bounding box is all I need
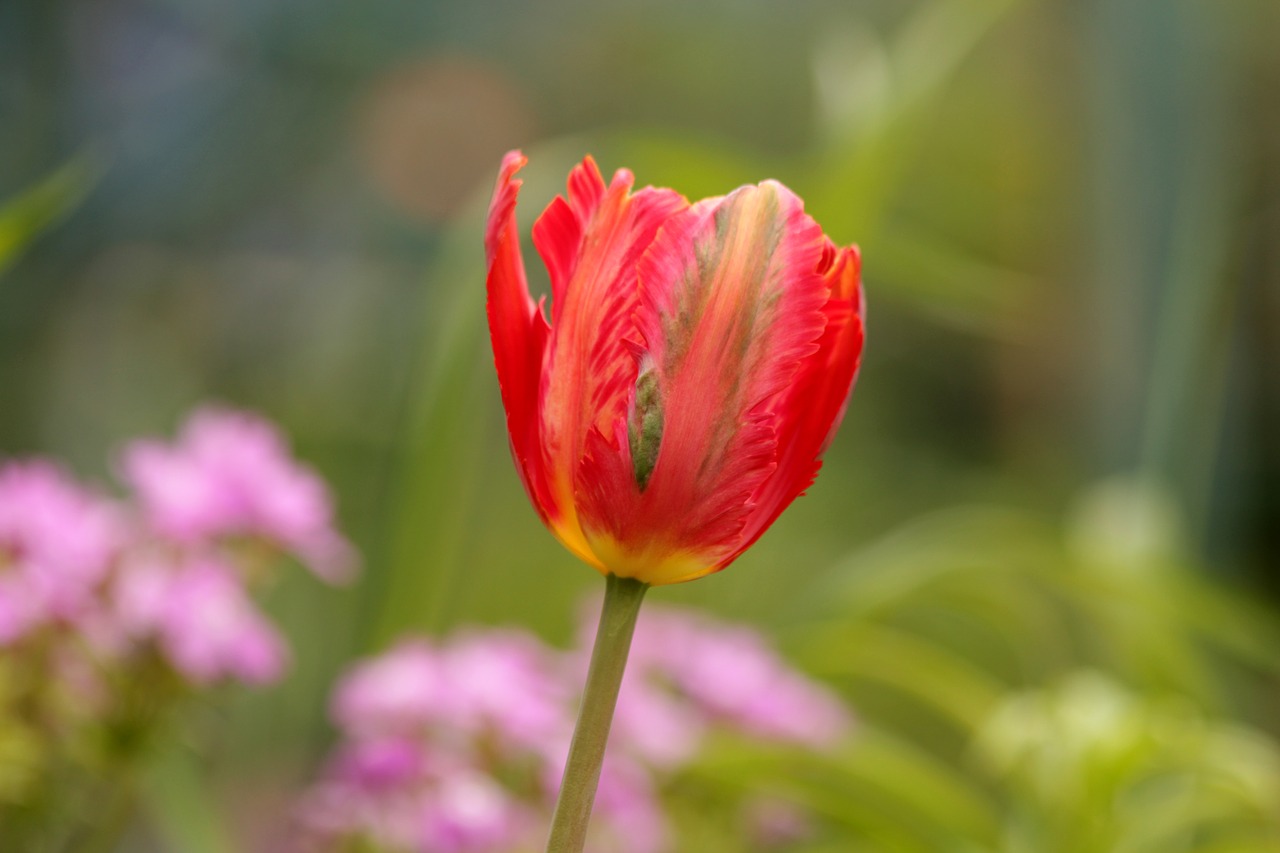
[545,574,648,853]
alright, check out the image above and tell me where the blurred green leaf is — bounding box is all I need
[141,747,237,853]
[1187,835,1280,853]
[804,621,1006,730]
[869,226,1037,338]
[809,506,1064,617]
[973,672,1280,853]
[367,204,494,643]
[0,718,42,804]
[0,156,98,279]
[837,729,1002,845]
[808,0,1028,241]
[1169,577,1280,675]
[690,731,1002,851]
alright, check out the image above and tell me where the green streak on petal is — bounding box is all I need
[628,366,664,491]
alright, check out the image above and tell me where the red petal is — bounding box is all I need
[576,181,830,579]
[532,158,686,509]
[734,242,865,558]
[484,150,556,523]
[533,157,605,327]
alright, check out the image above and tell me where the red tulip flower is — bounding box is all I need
[485,150,864,586]
[486,150,864,852]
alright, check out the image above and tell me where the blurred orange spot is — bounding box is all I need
[357,57,535,223]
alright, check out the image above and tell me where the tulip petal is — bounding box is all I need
[735,243,864,557]
[532,159,606,328]
[532,158,686,562]
[576,182,830,583]
[484,151,556,524]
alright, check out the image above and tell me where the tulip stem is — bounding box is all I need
[546,573,648,853]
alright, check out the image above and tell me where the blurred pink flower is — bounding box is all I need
[0,459,125,642]
[333,631,568,751]
[120,407,356,582]
[0,573,39,645]
[305,631,666,853]
[330,736,429,793]
[111,553,174,639]
[418,771,533,853]
[0,400,361,821]
[609,668,704,768]
[155,558,288,685]
[590,760,669,853]
[332,639,443,736]
[438,630,570,749]
[301,610,850,852]
[616,605,852,749]
[297,746,536,853]
[294,780,425,851]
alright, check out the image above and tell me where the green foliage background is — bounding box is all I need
[1,0,1278,849]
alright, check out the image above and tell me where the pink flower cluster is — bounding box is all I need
[122,409,354,584]
[295,607,851,853]
[604,607,852,770]
[0,460,126,644]
[0,407,354,688]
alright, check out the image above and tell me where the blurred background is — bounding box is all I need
[2,0,1279,849]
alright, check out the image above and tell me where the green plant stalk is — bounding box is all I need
[545,574,648,853]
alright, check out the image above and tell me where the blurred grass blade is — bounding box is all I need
[366,207,493,644]
[1188,836,1280,853]
[0,155,98,278]
[141,747,237,853]
[366,142,610,643]
[929,580,1075,679]
[1170,577,1280,674]
[837,728,1002,845]
[870,225,1039,338]
[809,0,1027,240]
[697,730,1003,850]
[809,506,1062,616]
[802,621,1006,730]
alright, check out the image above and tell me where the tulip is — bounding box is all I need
[484,150,864,853]
[485,151,864,587]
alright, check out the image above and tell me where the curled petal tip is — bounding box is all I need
[501,149,527,172]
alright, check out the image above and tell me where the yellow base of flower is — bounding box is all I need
[583,532,715,586]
